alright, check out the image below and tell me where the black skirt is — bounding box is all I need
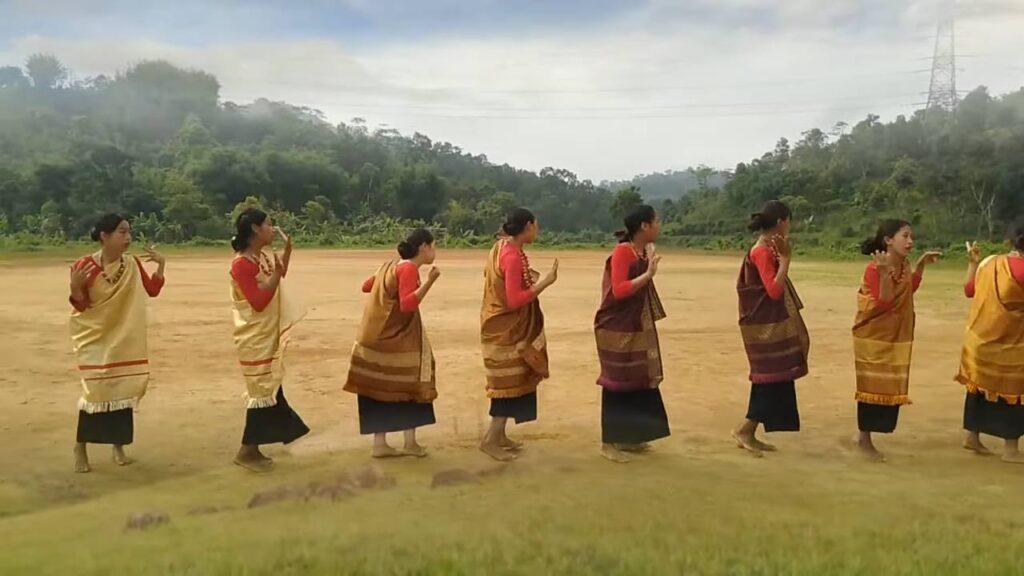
[963,391,1024,440]
[242,387,310,446]
[489,392,537,424]
[357,395,436,434]
[857,402,900,433]
[77,408,133,445]
[601,387,671,444]
[745,380,800,432]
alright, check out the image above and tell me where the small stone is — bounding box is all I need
[354,465,395,489]
[247,485,304,509]
[307,481,355,502]
[125,511,169,531]
[431,468,481,488]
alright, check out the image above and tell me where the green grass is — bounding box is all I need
[2,444,1023,575]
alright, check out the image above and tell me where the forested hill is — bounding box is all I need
[1,54,1022,249]
[602,169,730,202]
[0,55,623,242]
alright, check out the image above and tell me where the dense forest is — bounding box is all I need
[0,54,1022,251]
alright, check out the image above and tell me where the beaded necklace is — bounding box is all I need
[888,258,908,285]
[518,246,535,288]
[761,234,785,261]
[98,254,126,285]
[629,241,648,262]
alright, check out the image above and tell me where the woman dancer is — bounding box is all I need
[593,205,670,463]
[230,208,309,472]
[70,213,165,473]
[732,200,809,456]
[852,219,940,461]
[958,222,1024,463]
[345,228,441,458]
[479,208,558,461]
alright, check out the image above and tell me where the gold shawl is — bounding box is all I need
[231,250,305,408]
[480,239,549,399]
[70,254,150,413]
[852,261,915,406]
[345,261,436,402]
[956,255,1024,403]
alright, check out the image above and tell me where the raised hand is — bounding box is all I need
[276,227,293,251]
[770,234,792,260]
[143,245,165,265]
[427,266,441,282]
[544,259,559,286]
[70,260,99,292]
[916,250,942,267]
[272,252,285,278]
[872,250,890,271]
[966,241,980,265]
[648,255,662,277]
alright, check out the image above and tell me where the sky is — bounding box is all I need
[1,0,1023,182]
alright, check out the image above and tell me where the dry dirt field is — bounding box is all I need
[1,248,1021,575]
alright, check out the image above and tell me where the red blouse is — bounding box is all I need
[361,261,420,312]
[964,256,1024,298]
[749,245,783,301]
[69,255,164,312]
[610,243,639,300]
[230,257,280,313]
[863,261,922,310]
[500,242,535,310]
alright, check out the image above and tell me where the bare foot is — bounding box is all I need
[751,438,777,452]
[112,445,134,466]
[963,437,993,456]
[255,448,273,463]
[499,436,524,451]
[480,442,516,462]
[402,443,428,458]
[615,443,651,453]
[601,444,632,463]
[1001,451,1024,464]
[372,445,406,459]
[233,455,273,472]
[74,444,91,474]
[731,430,763,457]
[857,439,886,462]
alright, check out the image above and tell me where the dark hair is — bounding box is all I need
[747,200,792,232]
[231,208,269,252]
[90,213,128,242]
[614,204,657,242]
[1009,218,1024,252]
[397,228,434,259]
[860,218,911,255]
[501,208,536,237]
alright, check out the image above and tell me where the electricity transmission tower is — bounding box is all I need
[926,7,958,111]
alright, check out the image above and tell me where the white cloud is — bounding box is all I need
[2,1,1023,182]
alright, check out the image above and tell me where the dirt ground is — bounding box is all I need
[0,248,1019,573]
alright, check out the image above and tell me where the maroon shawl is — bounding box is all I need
[594,251,666,391]
[737,251,810,383]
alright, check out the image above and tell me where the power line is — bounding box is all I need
[319,101,918,121]
[309,93,922,114]
[252,69,931,97]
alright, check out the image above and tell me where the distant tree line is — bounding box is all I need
[1,54,1021,250]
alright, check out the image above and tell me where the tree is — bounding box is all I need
[25,54,67,89]
[0,66,28,89]
[394,166,445,221]
[610,186,643,221]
